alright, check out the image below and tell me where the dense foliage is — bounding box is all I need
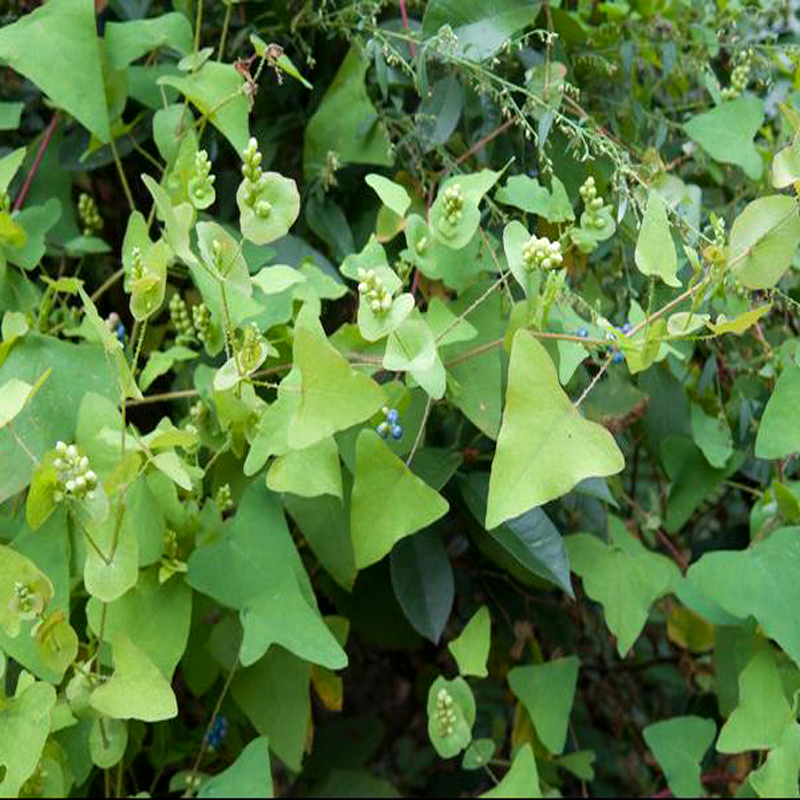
[2,0,800,796]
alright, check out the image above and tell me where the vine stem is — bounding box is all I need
[398,0,414,57]
[574,354,612,408]
[406,396,432,467]
[13,111,59,212]
[109,137,136,213]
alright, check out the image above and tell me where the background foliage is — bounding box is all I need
[2,0,800,796]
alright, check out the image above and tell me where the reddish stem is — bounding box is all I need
[13,112,60,212]
[399,0,415,57]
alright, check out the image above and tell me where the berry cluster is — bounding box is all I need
[216,484,233,513]
[169,294,195,341]
[192,303,212,345]
[78,193,102,236]
[376,407,403,440]
[357,268,394,315]
[606,322,631,364]
[205,715,229,749]
[442,183,464,225]
[240,138,272,219]
[579,177,606,229]
[53,441,98,503]
[188,149,215,208]
[722,52,751,100]
[521,235,563,271]
[434,688,458,738]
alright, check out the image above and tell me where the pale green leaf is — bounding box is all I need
[237,171,300,246]
[757,367,800,459]
[266,436,342,499]
[199,736,273,799]
[486,331,624,529]
[104,13,193,71]
[426,676,475,759]
[365,174,411,217]
[751,722,800,799]
[448,606,491,678]
[773,138,800,189]
[84,499,139,603]
[635,191,680,287]
[480,744,541,798]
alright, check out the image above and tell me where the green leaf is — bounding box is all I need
[359,293,415,343]
[350,430,449,569]
[686,526,800,665]
[729,196,800,289]
[237,171,300,246]
[634,191,680,287]
[86,567,191,680]
[0,377,33,428]
[461,473,573,596]
[717,648,794,753]
[231,647,310,772]
[6,198,62,270]
[643,716,716,798]
[448,606,491,678]
[426,676,476,758]
[0,102,23,131]
[486,331,624,529]
[773,137,800,189]
[365,174,411,217]
[289,326,385,450]
[130,239,169,322]
[507,657,579,755]
[422,0,542,61]
[463,739,496,771]
[494,174,574,223]
[691,403,733,468]
[390,529,454,644]
[706,304,772,335]
[198,736,273,799]
[757,367,800,459]
[89,717,128,769]
[684,95,764,179]
[750,722,800,799]
[303,46,393,178]
[566,519,680,656]
[0,679,57,797]
[0,146,26,193]
[502,221,539,297]
[159,62,250,153]
[104,13,193,71]
[430,171,500,250]
[84,499,139,603]
[90,634,178,722]
[479,744,541,798]
[266,436,342,499]
[0,0,110,141]
[240,573,348,669]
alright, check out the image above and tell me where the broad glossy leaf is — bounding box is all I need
[422,0,542,61]
[486,331,624,529]
[303,46,392,178]
[635,191,680,287]
[566,519,679,656]
[0,679,56,797]
[756,367,800,459]
[390,529,454,644]
[289,326,385,449]
[159,62,249,153]
[687,526,800,665]
[480,744,541,798]
[351,430,449,569]
[448,606,491,678]
[684,95,764,179]
[90,635,177,722]
[729,196,800,289]
[508,657,579,755]
[717,648,793,752]
[0,0,110,141]
[643,716,716,798]
[199,736,273,798]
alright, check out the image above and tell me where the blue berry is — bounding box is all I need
[612,350,625,364]
[116,323,125,343]
[621,322,632,335]
[386,408,399,425]
[376,421,390,438]
[576,327,588,338]
[205,715,228,749]
[391,424,403,440]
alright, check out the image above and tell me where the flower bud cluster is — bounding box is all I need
[442,183,464,225]
[435,688,458,738]
[722,52,751,100]
[188,149,215,207]
[78,193,102,236]
[579,177,606,229]
[169,293,195,341]
[130,246,145,281]
[192,303,212,345]
[240,138,272,219]
[357,268,394,315]
[216,484,234,513]
[53,441,97,502]
[9,581,45,621]
[522,235,563,271]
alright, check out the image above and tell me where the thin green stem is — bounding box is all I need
[109,138,136,213]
